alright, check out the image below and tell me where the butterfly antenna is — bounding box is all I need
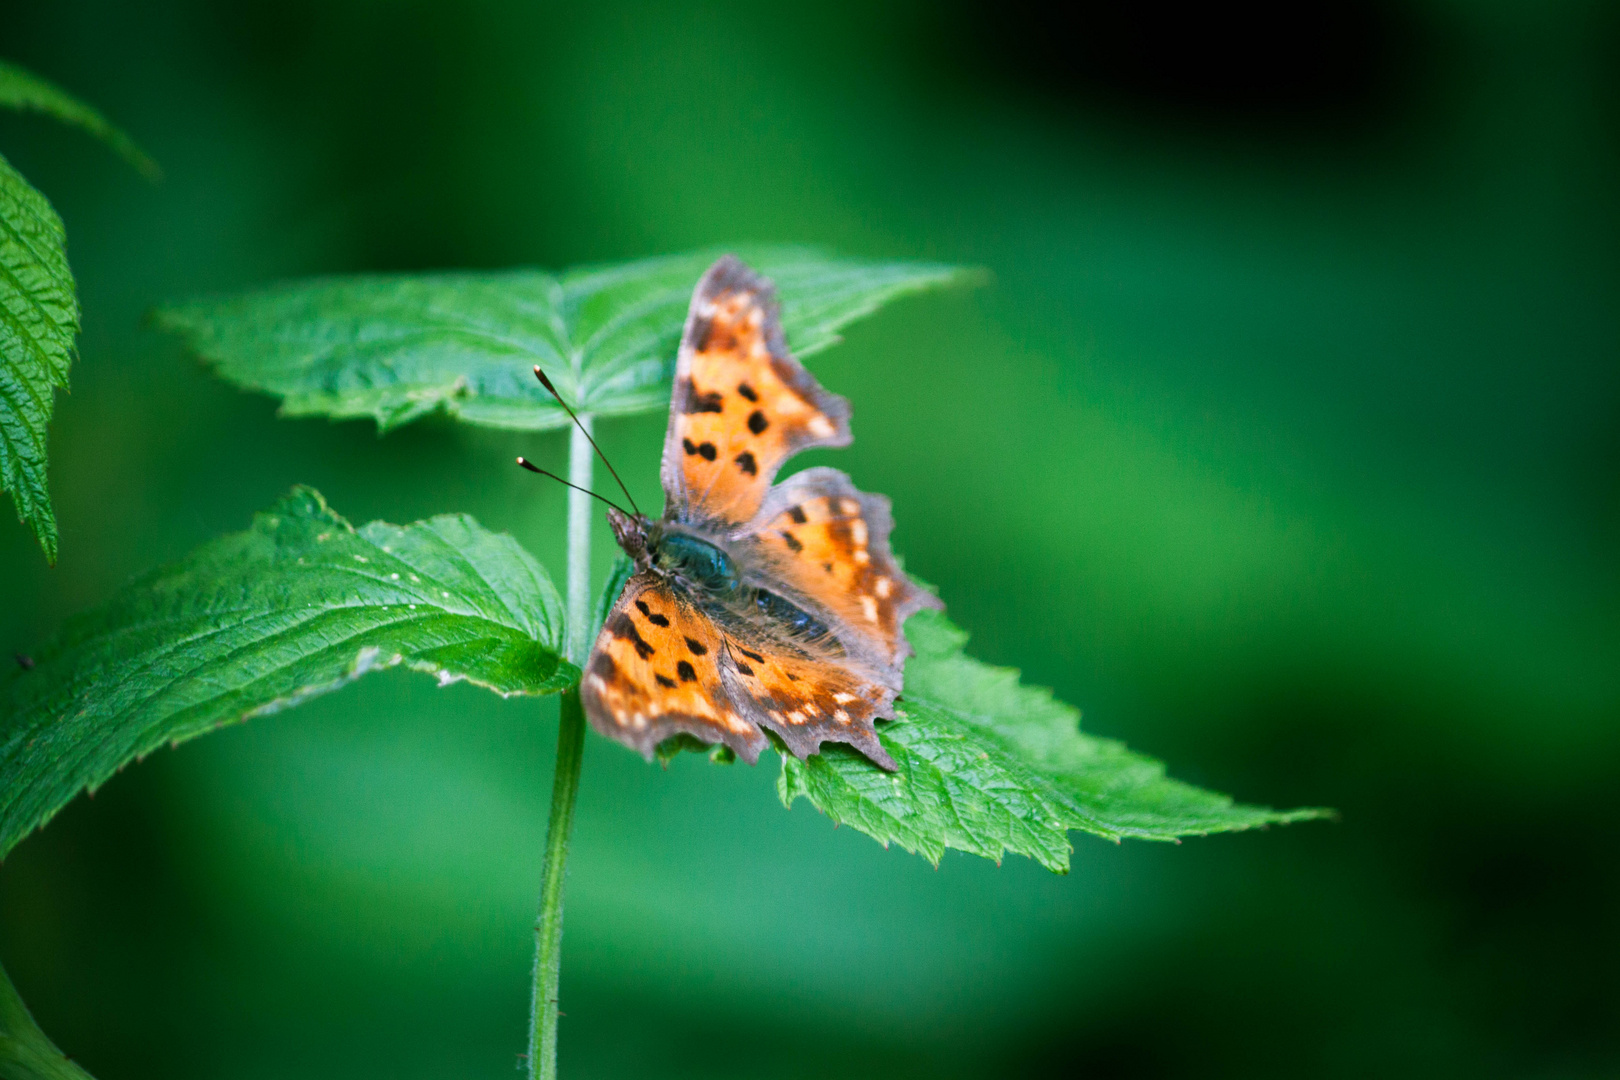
[515,457,628,516]
[531,366,642,516]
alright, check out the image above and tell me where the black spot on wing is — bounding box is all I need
[737,646,765,663]
[735,451,757,476]
[780,531,803,552]
[737,382,758,402]
[655,673,677,689]
[677,660,697,682]
[735,661,754,676]
[591,653,617,678]
[747,409,768,435]
[684,636,708,655]
[634,598,672,627]
[787,505,807,525]
[609,612,655,660]
[682,438,718,461]
[688,390,724,414]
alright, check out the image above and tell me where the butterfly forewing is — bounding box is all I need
[582,572,770,763]
[660,256,851,530]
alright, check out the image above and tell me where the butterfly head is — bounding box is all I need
[606,506,654,568]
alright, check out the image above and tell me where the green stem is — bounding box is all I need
[526,416,595,1079]
[525,688,585,1080]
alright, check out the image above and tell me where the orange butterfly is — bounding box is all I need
[575,255,940,770]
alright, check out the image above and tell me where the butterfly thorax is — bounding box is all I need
[607,506,832,643]
[608,507,732,586]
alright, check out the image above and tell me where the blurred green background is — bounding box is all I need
[1,1,1616,1076]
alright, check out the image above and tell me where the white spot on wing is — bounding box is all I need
[860,595,879,622]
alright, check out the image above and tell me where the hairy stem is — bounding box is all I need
[525,688,585,1080]
[526,416,594,1080]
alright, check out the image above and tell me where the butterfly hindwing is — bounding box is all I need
[715,634,898,770]
[741,466,942,671]
[660,256,852,529]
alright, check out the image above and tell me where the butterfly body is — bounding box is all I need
[581,256,941,771]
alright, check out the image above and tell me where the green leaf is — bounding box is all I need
[778,610,1331,872]
[0,153,75,564]
[0,487,574,861]
[0,61,159,179]
[151,247,970,433]
[0,960,94,1080]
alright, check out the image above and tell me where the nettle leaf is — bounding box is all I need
[779,611,1330,872]
[0,960,93,1080]
[0,62,156,563]
[0,60,159,178]
[0,153,76,564]
[0,487,574,860]
[151,248,968,433]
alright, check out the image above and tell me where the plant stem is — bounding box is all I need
[526,687,585,1080]
[564,416,594,664]
[526,416,594,1080]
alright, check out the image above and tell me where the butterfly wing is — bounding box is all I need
[660,255,851,530]
[581,567,904,770]
[581,571,769,763]
[738,466,942,671]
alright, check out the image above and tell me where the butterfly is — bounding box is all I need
[565,255,940,770]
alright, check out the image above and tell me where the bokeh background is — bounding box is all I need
[2,1,1617,1076]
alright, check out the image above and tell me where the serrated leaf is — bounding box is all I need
[0,153,75,564]
[778,610,1330,872]
[151,247,969,433]
[0,60,159,179]
[0,487,575,861]
[0,960,95,1080]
